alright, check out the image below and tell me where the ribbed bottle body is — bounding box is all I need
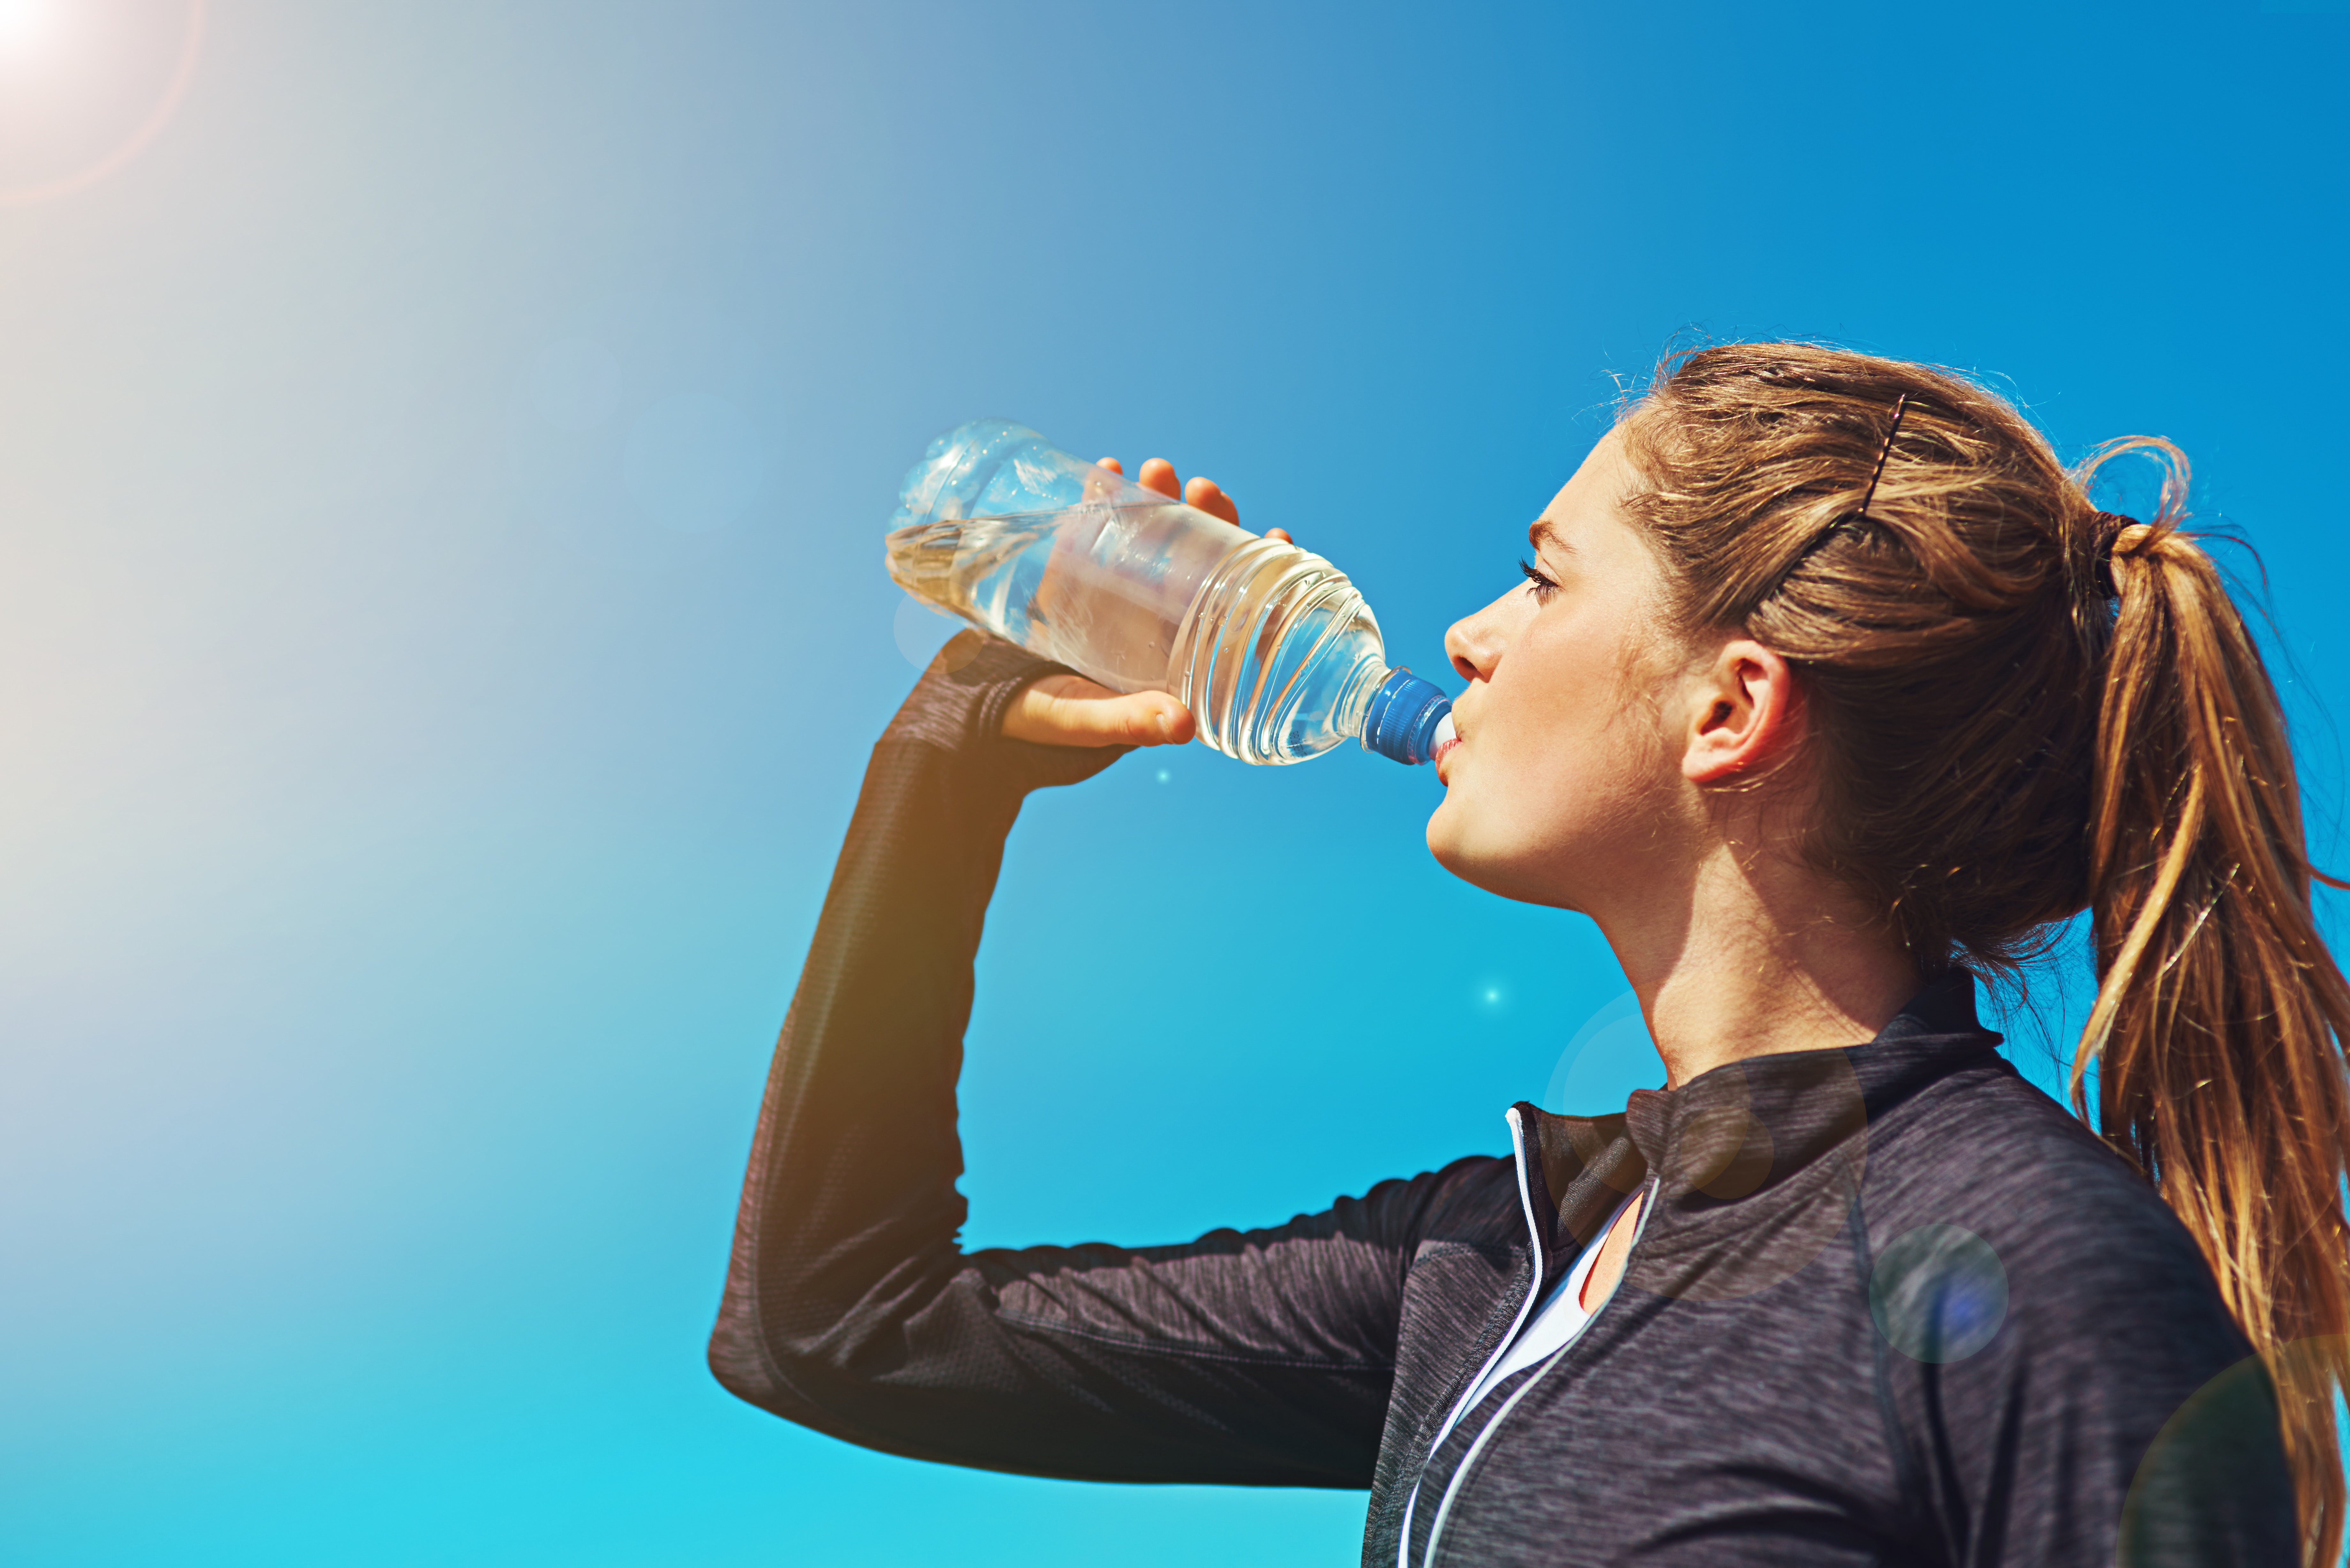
[1163,535,1386,765]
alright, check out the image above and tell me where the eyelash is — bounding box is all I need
[1519,558,1559,599]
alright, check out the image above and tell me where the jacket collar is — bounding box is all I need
[1514,970,2005,1285]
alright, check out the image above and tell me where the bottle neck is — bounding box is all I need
[1355,667,1454,765]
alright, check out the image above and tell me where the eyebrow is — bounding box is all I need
[1528,520,1575,552]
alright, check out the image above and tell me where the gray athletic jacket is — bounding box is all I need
[709,636,2297,1566]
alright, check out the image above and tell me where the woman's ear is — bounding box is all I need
[1681,638,1803,784]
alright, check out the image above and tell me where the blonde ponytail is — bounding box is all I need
[2078,438,2350,1562]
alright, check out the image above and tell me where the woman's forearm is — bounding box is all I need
[708,637,1112,1425]
[707,636,1414,1486]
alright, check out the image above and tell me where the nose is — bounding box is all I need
[1445,592,1512,682]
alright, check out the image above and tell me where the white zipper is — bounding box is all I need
[1417,1173,1659,1568]
[1395,1107,1547,1568]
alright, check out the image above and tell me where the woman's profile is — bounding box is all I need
[709,343,2350,1565]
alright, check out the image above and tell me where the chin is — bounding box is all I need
[1426,812,1581,911]
[1425,798,1471,877]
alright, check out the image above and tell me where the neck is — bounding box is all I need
[1599,836,1922,1089]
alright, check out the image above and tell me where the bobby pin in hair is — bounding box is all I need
[1758,392,1914,604]
[1853,393,1909,526]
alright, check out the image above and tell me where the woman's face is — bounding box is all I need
[1427,428,1707,911]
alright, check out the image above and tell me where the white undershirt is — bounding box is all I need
[1444,1187,1640,1431]
[1396,1170,1646,1568]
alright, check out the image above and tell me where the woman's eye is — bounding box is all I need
[1519,558,1560,600]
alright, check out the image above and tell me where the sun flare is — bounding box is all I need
[0,0,54,55]
[0,0,205,203]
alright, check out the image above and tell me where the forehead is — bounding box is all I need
[1531,427,1643,555]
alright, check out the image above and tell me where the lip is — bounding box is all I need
[1433,733,1462,783]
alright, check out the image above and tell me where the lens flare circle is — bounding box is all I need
[0,0,202,204]
[1869,1223,2009,1363]
[893,592,959,668]
[1543,991,1662,1115]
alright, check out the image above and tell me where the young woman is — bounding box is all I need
[709,344,2350,1565]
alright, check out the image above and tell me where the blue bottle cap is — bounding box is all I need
[1361,668,1454,766]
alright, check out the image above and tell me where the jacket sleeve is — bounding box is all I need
[707,632,1444,1488]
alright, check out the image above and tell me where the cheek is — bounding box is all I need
[1443,632,1675,841]
[1495,624,1649,765]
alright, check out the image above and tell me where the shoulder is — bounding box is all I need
[1861,1056,2247,1364]
[1854,1059,2294,1559]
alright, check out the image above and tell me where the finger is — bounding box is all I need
[1107,691,1194,746]
[1011,671,1119,713]
[1184,476,1241,526]
[1039,688,1191,747]
[1002,681,1195,748]
[1137,457,1182,500]
[1265,527,1294,544]
[1096,457,1124,474]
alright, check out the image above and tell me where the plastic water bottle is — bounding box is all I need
[887,419,1453,767]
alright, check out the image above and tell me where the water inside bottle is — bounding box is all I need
[889,498,1237,694]
[887,504,1388,765]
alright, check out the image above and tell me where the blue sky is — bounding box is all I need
[3,3,2346,1563]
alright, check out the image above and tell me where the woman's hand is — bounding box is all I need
[999,456,1291,748]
